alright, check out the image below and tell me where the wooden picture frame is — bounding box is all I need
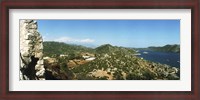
[0,0,199,99]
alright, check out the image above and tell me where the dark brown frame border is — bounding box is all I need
[0,0,199,100]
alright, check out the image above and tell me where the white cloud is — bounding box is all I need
[43,36,50,41]
[80,39,95,43]
[54,37,95,43]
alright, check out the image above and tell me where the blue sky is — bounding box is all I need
[37,20,180,48]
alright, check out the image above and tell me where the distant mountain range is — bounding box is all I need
[43,42,136,57]
[138,44,180,53]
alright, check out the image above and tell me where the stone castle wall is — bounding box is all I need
[20,20,45,80]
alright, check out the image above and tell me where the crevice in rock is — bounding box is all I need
[44,70,58,80]
[23,56,39,80]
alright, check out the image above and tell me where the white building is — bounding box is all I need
[85,57,95,61]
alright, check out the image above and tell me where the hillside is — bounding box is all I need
[73,44,179,80]
[95,44,136,54]
[140,44,180,53]
[43,42,180,80]
[43,41,94,57]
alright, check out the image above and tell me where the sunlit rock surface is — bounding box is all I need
[20,20,45,80]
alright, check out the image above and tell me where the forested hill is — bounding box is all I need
[140,44,180,53]
[43,42,136,57]
[95,44,136,54]
[43,41,94,57]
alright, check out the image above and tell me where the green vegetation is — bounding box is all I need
[43,41,94,57]
[142,44,180,53]
[43,41,180,80]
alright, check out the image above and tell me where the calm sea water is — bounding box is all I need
[137,50,180,68]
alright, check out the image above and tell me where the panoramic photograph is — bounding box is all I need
[19,19,180,80]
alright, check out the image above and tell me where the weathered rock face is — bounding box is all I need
[20,20,45,80]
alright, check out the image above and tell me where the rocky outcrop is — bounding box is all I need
[44,58,69,80]
[20,20,45,80]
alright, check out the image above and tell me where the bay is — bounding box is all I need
[137,50,180,68]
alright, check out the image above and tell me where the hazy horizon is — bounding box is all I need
[37,20,180,48]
